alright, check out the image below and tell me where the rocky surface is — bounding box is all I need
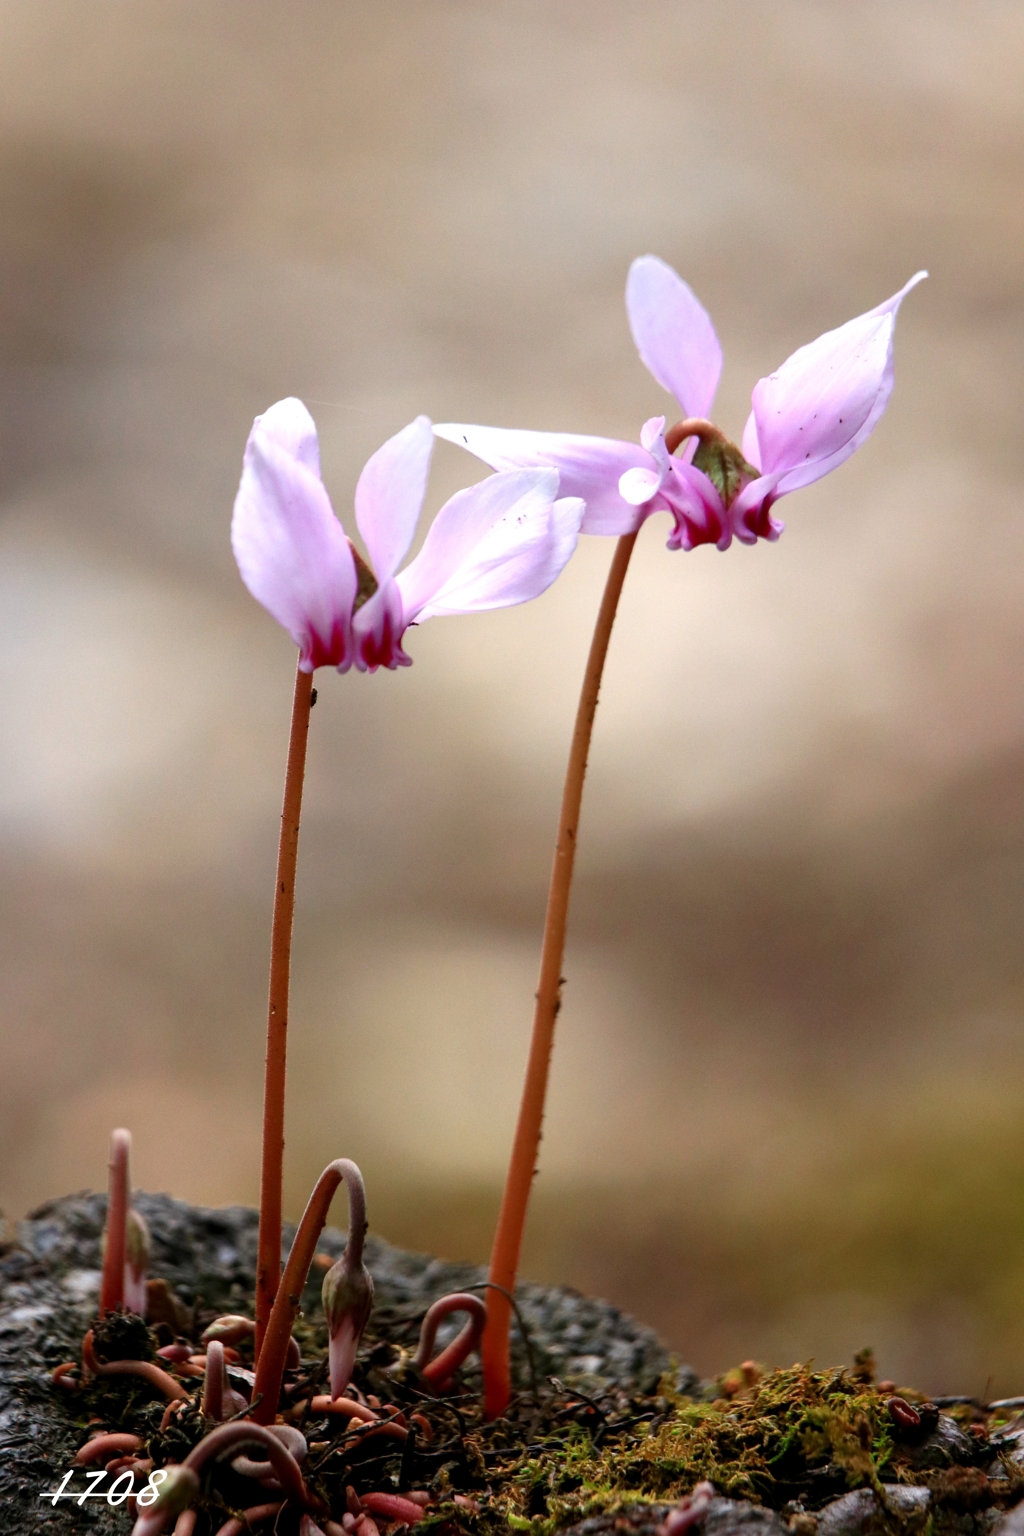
[2,1193,1021,1536]
[0,1190,677,1531]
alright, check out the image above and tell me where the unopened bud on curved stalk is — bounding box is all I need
[100,1129,131,1314]
[124,1206,150,1317]
[252,1158,372,1424]
[322,1248,374,1401]
[130,1464,200,1536]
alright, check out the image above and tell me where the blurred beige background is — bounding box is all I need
[2,0,1024,1394]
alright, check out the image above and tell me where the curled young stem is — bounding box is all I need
[82,1330,189,1404]
[74,1432,144,1465]
[413,1293,487,1390]
[255,660,315,1354]
[482,530,639,1418]
[252,1158,369,1424]
[184,1421,318,1507]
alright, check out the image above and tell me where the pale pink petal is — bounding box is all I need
[354,416,433,584]
[626,255,722,418]
[351,581,410,672]
[740,410,761,471]
[619,416,671,505]
[328,1316,358,1401]
[433,422,649,535]
[396,469,583,623]
[232,409,357,672]
[661,459,730,551]
[619,467,664,506]
[729,472,785,545]
[751,271,926,495]
[253,396,321,477]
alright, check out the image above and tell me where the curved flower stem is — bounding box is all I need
[255,660,315,1356]
[182,1422,317,1508]
[663,417,726,454]
[100,1128,131,1314]
[253,1159,366,1425]
[413,1293,487,1389]
[482,530,639,1419]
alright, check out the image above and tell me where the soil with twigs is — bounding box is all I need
[2,1194,1023,1536]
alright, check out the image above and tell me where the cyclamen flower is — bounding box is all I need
[232,399,584,671]
[435,257,926,552]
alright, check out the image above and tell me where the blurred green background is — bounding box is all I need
[2,1,1024,1396]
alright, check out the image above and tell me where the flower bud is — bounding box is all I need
[322,1252,374,1400]
[124,1207,151,1317]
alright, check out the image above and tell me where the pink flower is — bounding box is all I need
[435,257,926,552]
[232,399,584,672]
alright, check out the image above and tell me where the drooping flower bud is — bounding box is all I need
[123,1206,150,1317]
[322,1248,374,1400]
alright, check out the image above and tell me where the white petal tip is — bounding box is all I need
[618,467,660,506]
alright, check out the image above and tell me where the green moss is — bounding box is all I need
[473,1364,903,1531]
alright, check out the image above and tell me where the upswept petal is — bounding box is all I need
[626,255,722,419]
[751,271,927,496]
[232,412,357,672]
[433,423,649,535]
[397,469,583,623]
[354,415,434,584]
[253,396,322,477]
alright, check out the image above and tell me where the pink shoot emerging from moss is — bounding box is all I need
[99,1128,150,1318]
[200,1339,247,1423]
[100,1129,130,1314]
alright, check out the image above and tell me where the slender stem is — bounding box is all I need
[100,1128,131,1314]
[482,530,639,1418]
[255,661,315,1356]
[252,1158,365,1424]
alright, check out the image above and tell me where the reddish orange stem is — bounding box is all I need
[482,531,639,1417]
[255,660,315,1356]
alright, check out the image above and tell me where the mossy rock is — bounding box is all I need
[1,1194,1021,1536]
